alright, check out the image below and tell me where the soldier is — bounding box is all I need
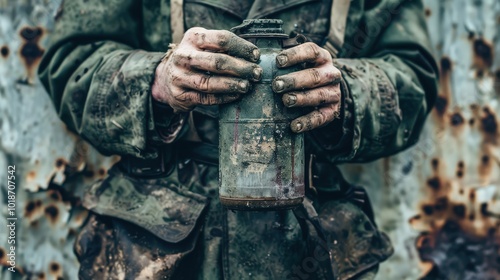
[39,0,438,279]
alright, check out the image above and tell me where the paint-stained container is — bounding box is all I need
[219,19,305,210]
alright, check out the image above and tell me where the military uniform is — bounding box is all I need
[39,0,438,279]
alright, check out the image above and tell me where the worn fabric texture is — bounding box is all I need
[39,0,438,279]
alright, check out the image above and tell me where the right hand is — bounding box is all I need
[152,27,263,112]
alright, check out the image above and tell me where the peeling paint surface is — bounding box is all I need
[340,1,500,279]
[0,1,119,279]
[0,0,499,279]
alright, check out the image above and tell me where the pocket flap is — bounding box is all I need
[83,168,208,243]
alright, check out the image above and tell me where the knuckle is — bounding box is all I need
[196,75,210,91]
[214,56,228,71]
[308,68,321,84]
[317,89,329,104]
[326,67,342,82]
[319,47,331,59]
[203,95,217,106]
[305,42,320,59]
[217,30,233,47]
[169,71,182,85]
[315,110,328,124]
[186,28,207,45]
[171,51,186,66]
[186,27,204,36]
[176,90,191,102]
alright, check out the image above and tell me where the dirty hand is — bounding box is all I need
[152,27,263,112]
[272,42,342,133]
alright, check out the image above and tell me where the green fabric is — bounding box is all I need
[39,0,438,279]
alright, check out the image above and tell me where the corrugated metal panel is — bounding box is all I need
[0,0,498,279]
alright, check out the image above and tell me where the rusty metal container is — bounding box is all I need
[219,19,305,210]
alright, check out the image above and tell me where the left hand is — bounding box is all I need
[272,42,342,133]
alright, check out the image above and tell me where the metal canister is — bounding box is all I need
[219,19,305,210]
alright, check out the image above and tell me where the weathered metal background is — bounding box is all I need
[0,0,498,279]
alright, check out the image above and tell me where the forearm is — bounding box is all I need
[38,0,185,158]
[307,0,438,163]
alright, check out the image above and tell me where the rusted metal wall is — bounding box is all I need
[341,0,500,279]
[0,1,119,279]
[0,0,498,279]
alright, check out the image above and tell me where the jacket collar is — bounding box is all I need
[185,0,319,20]
[248,0,320,19]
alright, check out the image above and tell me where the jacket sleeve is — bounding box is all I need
[38,0,177,159]
[307,0,438,163]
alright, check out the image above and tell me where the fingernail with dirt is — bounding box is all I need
[293,121,303,133]
[273,79,285,92]
[239,81,249,92]
[283,94,297,107]
[253,67,262,80]
[276,54,288,67]
[252,49,260,61]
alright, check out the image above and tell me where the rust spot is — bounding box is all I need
[20,26,43,40]
[431,158,439,170]
[476,69,484,78]
[422,204,434,215]
[0,45,9,58]
[35,200,42,207]
[469,190,476,201]
[481,155,490,164]
[459,188,464,195]
[30,220,39,228]
[435,56,453,118]
[48,190,62,201]
[424,8,431,17]
[472,38,494,70]
[98,168,106,176]
[416,234,433,250]
[450,112,464,126]
[427,177,441,190]
[468,32,475,40]
[440,56,452,74]
[456,170,464,178]
[481,108,498,135]
[480,203,488,216]
[24,201,36,216]
[468,213,475,221]
[18,26,45,81]
[0,247,5,261]
[434,96,448,116]
[457,161,464,168]
[38,272,45,279]
[434,197,448,211]
[44,205,59,224]
[453,204,466,218]
[26,171,36,181]
[55,158,66,168]
[50,262,60,273]
[469,118,475,126]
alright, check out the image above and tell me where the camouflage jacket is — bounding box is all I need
[39,0,438,279]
